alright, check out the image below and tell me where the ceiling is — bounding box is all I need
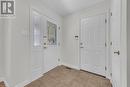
[41,0,105,16]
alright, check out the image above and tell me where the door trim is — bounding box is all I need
[30,7,44,81]
[79,12,111,78]
[121,0,127,87]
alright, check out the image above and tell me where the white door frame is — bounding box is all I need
[79,12,111,78]
[110,0,127,87]
[30,7,44,81]
[120,0,127,87]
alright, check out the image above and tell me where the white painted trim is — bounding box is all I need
[30,7,44,81]
[105,10,112,79]
[5,19,12,79]
[15,80,30,87]
[110,78,116,87]
[120,0,127,87]
[0,77,9,87]
[15,73,43,87]
[109,0,127,87]
[61,63,80,70]
[31,71,43,82]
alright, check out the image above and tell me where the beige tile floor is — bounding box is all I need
[25,66,112,87]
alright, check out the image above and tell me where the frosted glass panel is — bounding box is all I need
[33,12,41,47]
[34,28,40,46]
[47,21,57,45]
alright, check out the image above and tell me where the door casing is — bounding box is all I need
[79,12,111,79]
[30,7,44,81]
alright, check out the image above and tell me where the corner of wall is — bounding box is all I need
[14,80,30,87]
[60,62,80,70]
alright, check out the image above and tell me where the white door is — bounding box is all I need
[110,0,121,87]
[30,9,44,81]
[43,18,59,73]
[80,14,106,76]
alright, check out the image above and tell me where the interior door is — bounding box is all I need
[30,9,44,81]
[80,14,106,76]
[110,0,121,87]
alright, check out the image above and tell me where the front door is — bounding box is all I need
[30,9,44,81]
[80,14,107,76]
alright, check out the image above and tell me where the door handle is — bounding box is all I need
[114,51,120,55]
[80,42,84,48]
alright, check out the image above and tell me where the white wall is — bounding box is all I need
[61,1,110,69]
[3,0,62,86]
[4,0,30,86]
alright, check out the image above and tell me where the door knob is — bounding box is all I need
[114,51,120,55]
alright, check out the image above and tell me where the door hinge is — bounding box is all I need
[58,42,60,46]
[111,12,112,16]
[105,43,107,47]
[105,19,107,23]
[105,66,107,71]
[59,27,60,30]
[110,42,112,46]
[110,73,112,77]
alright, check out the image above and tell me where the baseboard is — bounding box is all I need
[15,80,30,87]
[61,63,80,70]
[31,73,43,82]
[15,73,43,87]
[0,77,9,87]
[110,78,116,87]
